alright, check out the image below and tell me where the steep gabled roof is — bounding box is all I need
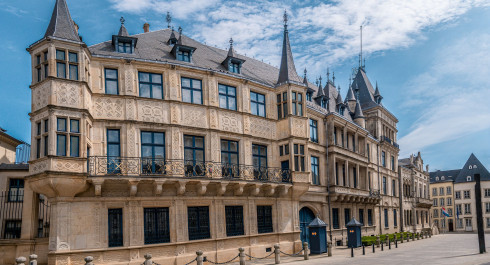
[353,100,364,119]
[346,86,356,101]
[44,0,81,42]
[455,154,490,183]
[277,13,302,85]
[352,68,378,109]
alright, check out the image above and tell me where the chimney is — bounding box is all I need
[143,23,150,33]
[74,22,79,35]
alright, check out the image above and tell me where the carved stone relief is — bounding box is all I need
[209,109,218,129]
[127,125,136,157]
[33,82,50,112]
[181,106,207,128]
[94,97,124,119]
[30,160,49,175]
[292,119,306,138]
[219,112,242,133]
[125,68,134,93]
[171,104,180,124]
[138,101,166,123]
[56,83,80,108]
[126,99,135,120]
[54,160,83,173]
[249,117,276,139]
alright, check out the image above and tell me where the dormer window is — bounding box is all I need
[112,17,137,54]
[117,41,133,53]
[467,176,471,181]
[436,177,439,181]
[177,49,191,62]
[469,165,472,169]
[222,38,245,74]
[306,92,312,101]
[230,62,240,74]
[321,99,327,108]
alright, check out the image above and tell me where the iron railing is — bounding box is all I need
[37,194,51,238]
[381,136,399,149]
[0,190,23,239]
[88,157,292,183]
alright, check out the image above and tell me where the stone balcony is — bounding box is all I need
[86,156,301,198]
[329,144,368,163]
[415,197,432,208]
[329,186,380,204]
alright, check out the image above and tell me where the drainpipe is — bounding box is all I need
[398,166,403,233]
[377,143,382,235]
[324,118,333,246]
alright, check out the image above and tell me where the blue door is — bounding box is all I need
[300,207,315,244]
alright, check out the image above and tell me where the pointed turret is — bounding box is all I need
[112,17,138,53]
[374,82,383,104]
[277,11,302,85]
[353,100,365,128]
[345,85,356,112]
[44,0,81,42]
[168,27,177,45]
[222,38,245,74]
[118,21,129,37]
[171,27,197,62]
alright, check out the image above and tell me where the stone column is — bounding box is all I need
[20,186,38,240]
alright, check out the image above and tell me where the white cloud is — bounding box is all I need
[398,33,490,157]
[108,0,219,19]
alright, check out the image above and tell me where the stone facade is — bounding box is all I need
[398,153,431,233]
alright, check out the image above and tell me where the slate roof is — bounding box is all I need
[455,153,490,183]
[89,29,280,87]
[308,217,327,227]
[276,23,303,85]
[44,0,81,43]
[352,68,379,110]
[353,101,364,119]
[346,218,363,227]
[430,170,459,183]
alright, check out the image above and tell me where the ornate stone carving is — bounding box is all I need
[56,83,80,108]
[209,109,218,129]
[94,97,124,119]
[181,106,207,128]
[169,72,179,99]
[172,130,181,158]
[54,160,83,173]
[292,118,306,138]
[249,117,276,139]
[138,100,166,123]
[219,112,242,133]
[171,104,180,124]
[30,160,49,175]
[125,68,134,93]
[33,82,50,112]
[126,99,135,120]
[127,125,136,157]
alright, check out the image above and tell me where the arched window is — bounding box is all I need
[436,177,439,181]
[469,165,472,169]
[474,165,478,168]
[441,176,445,180]
[467,176,471,182]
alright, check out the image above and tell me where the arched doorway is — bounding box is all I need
[299,207,315,244]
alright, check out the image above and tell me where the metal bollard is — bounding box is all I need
[401,233,404,243]
[239,248,245,265]
[362,244,365,255]
[372,243,375,253]
[388,239,391,249]
[143,254,153,265]
[29,254,38,265]
[327,241,332,257]
[274,244,280,264]
[303,242,309,260]
[381,241,384,251]
[84,256,94,265]
[351,247,354,258]
[16,257,27,265]
[407,234,410,242]
[395,237,398,248]
[196,251,204,265]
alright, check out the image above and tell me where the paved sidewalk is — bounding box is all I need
[232,233,490,265]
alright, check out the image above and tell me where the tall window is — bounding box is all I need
[359,209,364,225]
[56,118,79,157]
[108,209,123,247]
[277,92,287,119]
[367,209,373,226]
[188,206,210,240]
[43,119,49,157]
[221,140,239,178]
[4,221,22,239]
[309,119,318,143]
[230,62,240,73]
[139,72,163,99]
[439,187,444,195]
[219,84,237,110]
[56,50,78,80]
[447,197,452,206]
[292,92,303,116]
[367,144,370,161]
[141,132,165,174]
[353,167,357,188]
[106,129,121,174]
[184,135,205,176]
[382,151,386,167]
[257,206,273,233]
[433,209,438,218]
[485,189,490,197]
[294,144,305,172]
[332,208,339,229]
[464,190,470,199]
[393,209,397,227]
[486,203,490,213]
[391,156,395,170]
[144,208,170,244]
[383,177,387,195]
[344,208,351,226]
[440,198,444,206]
[433,188,437,196]
[433,199,437,206]
[334,128,338,145]
[456,204,462,216]
[464,204,471,214]
[392,180,396,196]
[182,77,202,104]
[105,69,119,95]
[311,156,319,185]
[35,54,41,82]
[446,186,452,195]
[36,122,41,159]
[8,179,24,202]
[225,206,244,236]
[384,209,389,228]
[251,92,266,117]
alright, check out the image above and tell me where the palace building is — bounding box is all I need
[4,0,406,264]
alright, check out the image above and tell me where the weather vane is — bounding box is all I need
[120,17,125,25]
[229,38,234,47]
[178,26,182,35]
[283,10,288,29]
[166,12,172,28]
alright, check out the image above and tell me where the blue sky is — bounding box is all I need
[0,0,489,171]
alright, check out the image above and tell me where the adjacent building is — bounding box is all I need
[430,154,490,233]
[398,152,431,233]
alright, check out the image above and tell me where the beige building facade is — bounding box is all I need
[0,0,408,264]
[398,153,431,233]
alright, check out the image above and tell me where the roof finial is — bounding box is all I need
[349,76,352,86]
[315,78,319,87]
[229,37,234,48]
[283,10,288,30]
[319,76,322,88]
[332,71,336,86]
[304,68,307,78]
[166,12,172,28]
[327,68,330,82]
[359,25,363,69]
[120,16,125,25]
[178,26,182,35]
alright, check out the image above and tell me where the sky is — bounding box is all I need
[0,0,489,171]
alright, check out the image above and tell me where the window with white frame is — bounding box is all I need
[455,191,461,199]
[486,203,490,213]
[447,197,452,206]
[446,186,452,195]
[485,189,490,197]
[465,218,472,227]
[464,203,471,214]
[464,190,470,199]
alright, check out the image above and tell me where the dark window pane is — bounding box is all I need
[70,136,79,157]
[57,134,66,156]
[70,120,79,133]
[57,62,66,78]
[56,50,65,60]
[108,209,123,247]
[68,52,78,63]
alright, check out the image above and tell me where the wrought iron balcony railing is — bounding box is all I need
[381,136,399,149]
[88,157,292,183]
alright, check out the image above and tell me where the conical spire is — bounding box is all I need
[303,68,308,84]
[44,0,81,42]
[346,86,356,101]
[277,10,302,85]
[177,26,183,45]
[118,17,129,37]
[374,82,382,97]
[353,100,364,119]
[336,87,343,105]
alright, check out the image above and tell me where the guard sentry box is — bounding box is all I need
[308,217,327,254]
[346,218,362,248]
